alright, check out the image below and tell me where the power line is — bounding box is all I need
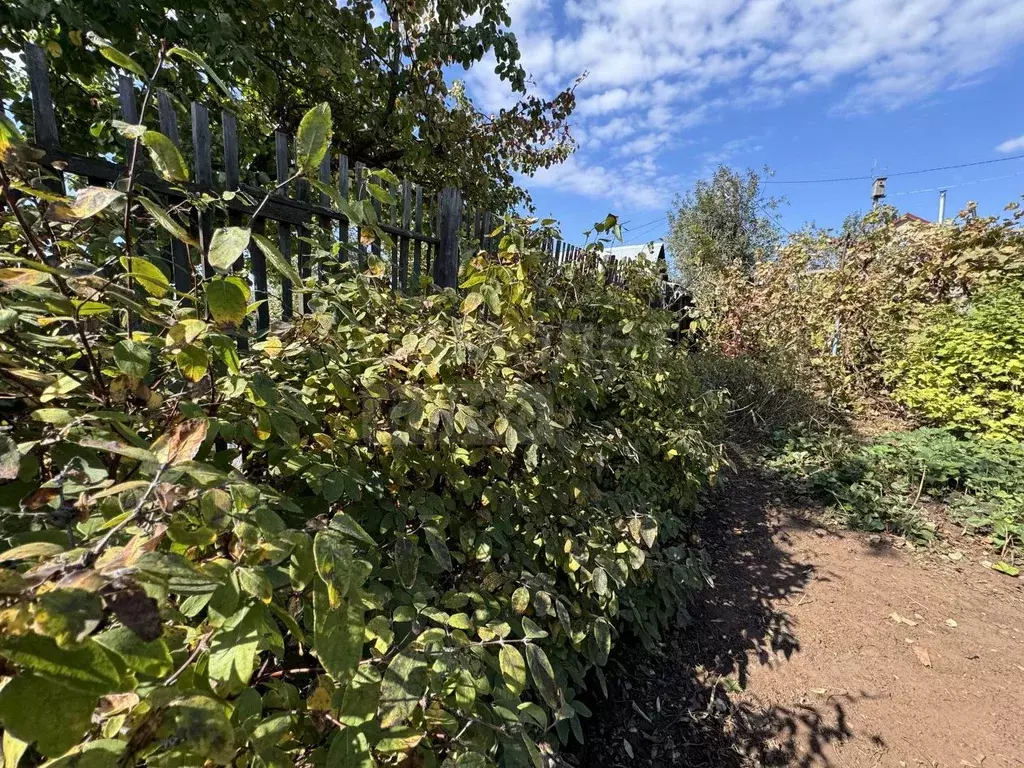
[624,216,665,233]
[889,169,1024,197]
[763,152,1024,185]
[757,202,793,235]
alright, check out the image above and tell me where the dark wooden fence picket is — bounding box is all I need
[18,41,638,332]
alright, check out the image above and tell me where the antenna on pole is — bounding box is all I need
[871,177,887,208]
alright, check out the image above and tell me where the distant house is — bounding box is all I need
[602,242,667,265]
[893,213,930,228]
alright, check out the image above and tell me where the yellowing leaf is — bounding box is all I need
[175,344,209,382]
[151,418,208,464]
[141,131,188,183]
[499,644,526,695]
[0,268,50,291]
[208,227,250,273]
[461,292,484,315]
[206,278,248,325]
[49,186,123,221]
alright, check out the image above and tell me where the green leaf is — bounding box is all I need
[499,644,527,695]
[525,643,559,708]
[314,531,352,606]
[113,339,150,380]
[93,627,172,677]
[49,187,123,221]
[337,666,381,727]
[521,616,547,639]
[39,739,125,768]
[138,196,199,247]
[592,618,612,666]
[505,425,519,453]
[208,607,261,694]
[33,589,104,646]
[252,233,303,287]
[0,675,98,757]
[312,584,364,684]
[166,47,233,99]
[328,512,377,548]
[98,46,146,78]
[136,551,220,594]
[270,412,300,445]
[0,634,121,695]
[76,438,158,464]
[992,561,1020,577]
[423,525,452,571]
[394,535,419,589]
[141,131,189,183]
[176,344,210,382]
[208,226,250,273]
[375,726,423,753]
[326,729,373,768]
[112,119,147,140]
[296,103,332,176]
[378,646,428,728]
[0,541,65,563]
[163,695,235,765]
[206,278,248,325]
[117,255,170,298]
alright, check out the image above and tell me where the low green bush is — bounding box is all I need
[887,283,1024,441]
[0,105,724,766]
[764,427,1024,565]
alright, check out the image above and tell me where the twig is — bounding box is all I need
[82,460,170,566]
[910,466,927,508]
[163,629,215,686]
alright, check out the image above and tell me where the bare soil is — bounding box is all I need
[576,468,1024,767]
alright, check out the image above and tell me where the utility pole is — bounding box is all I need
[938,189,947,225]
[871,177,887,208]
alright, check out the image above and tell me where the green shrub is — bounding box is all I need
[888,283,1024,440]
[765,427,1024,562]
[0,104,724,765]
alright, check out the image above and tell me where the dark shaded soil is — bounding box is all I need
[574,468,1024,767]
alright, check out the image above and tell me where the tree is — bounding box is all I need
[666,166,782,296]
[0,0,577,210]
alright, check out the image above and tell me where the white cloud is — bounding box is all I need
[461,0,1024,211]
[529,154,673,210]
[996,134,1024,154]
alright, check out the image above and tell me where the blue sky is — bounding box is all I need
[461,0,1024,248]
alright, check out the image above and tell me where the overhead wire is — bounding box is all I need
[762,152,1024,185]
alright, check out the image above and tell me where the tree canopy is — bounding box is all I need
[0,0,578,209]
[666,165,781,296]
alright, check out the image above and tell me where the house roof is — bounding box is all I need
[602,242,666,262]
[894,213,930,227]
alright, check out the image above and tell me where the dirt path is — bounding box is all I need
[579,469,1024,767]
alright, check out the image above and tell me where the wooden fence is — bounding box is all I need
[16,42,595,334]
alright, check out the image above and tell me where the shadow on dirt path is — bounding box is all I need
[575,466,1024,767]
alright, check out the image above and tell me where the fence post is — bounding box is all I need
[435,187,461,288]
